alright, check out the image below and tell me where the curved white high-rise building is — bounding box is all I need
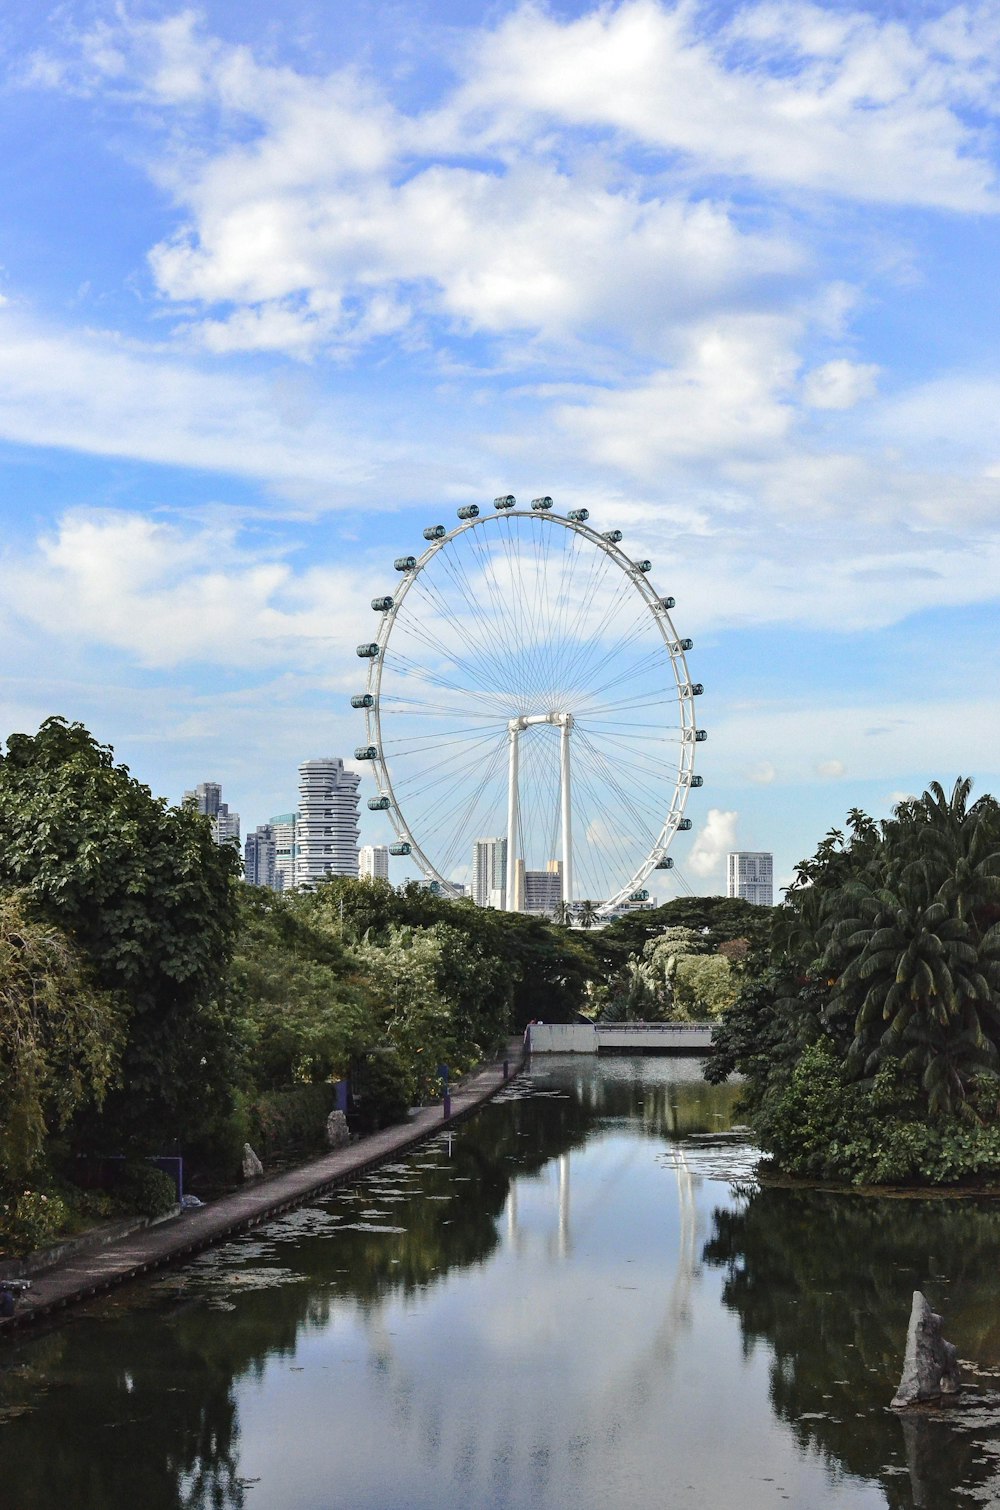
[295,758,361,886]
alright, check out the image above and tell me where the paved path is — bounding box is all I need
[1,1042,525,1336]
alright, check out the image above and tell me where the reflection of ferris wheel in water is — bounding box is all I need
[353,495,705,918]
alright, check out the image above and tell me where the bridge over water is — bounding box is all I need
[526,1022,714,1054]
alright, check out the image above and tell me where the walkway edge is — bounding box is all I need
[0,1041,525,1337]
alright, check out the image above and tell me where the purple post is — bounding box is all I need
[503,1060,509,1080]
[443,1091,452,1119]
[335,1080,349,1113]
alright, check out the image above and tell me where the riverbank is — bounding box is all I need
[0,1040,524,1335]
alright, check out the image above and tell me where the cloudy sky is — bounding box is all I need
[2,0,1000,896]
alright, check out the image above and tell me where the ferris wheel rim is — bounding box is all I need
[361,507,700,916]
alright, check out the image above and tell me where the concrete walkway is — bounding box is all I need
[0,1042,525,1336]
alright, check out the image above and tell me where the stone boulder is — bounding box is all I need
[325,1110,350,1149]
[242,1143,264,1181]
[891,1291,961,1408]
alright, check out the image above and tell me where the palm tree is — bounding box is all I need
[822,779,1000,1114]
[578,899,599,930]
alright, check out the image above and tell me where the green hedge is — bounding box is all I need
[246,1084,337,1155]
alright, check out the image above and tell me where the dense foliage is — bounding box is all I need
[710,778,1000,1184]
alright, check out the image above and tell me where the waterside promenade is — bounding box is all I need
[0,1041,525,1335]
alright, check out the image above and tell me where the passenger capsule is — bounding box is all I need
[660,596,676,609]
[671,637,694,653]
[389,841,411,856]
[602,529,623,543]
[655,857,674,870]
[688,774,704,787]
[371,595,394,612]
[677,817,693,831]
[351,693,374,709]
[531,496,553,511]
[355,745,378,761]
[679,682,704,697]
[494,495,516,509]
[629,889,649,902]
[636,559,652,572]
[394,555,416,572]
[356,642,380,659]
[457,504,480,520]
[368,795,390,811]
[567,508,589,523]
[694,729,708,742]
[423,525,446,540]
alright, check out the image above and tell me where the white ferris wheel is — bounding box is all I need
[353,495,704,919]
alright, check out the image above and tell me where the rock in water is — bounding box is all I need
[242,1143,264,1181]
[325,1110,350,1149]
[891,1291,961,1408]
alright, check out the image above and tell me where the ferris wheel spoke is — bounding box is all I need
[420,548,521,698]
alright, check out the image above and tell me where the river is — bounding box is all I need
[3,1055,1000,1509]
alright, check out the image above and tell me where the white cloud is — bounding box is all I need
[816,758,846,778]
[746,761,777,785]
[802,359,879,410]
[688,807,738,878]
[1,510,372,671]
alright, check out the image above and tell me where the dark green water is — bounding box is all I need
[3,1056,1000,1509]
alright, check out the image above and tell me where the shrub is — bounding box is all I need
[114,1162,177,1218]
[0,1189,69,1256]
[246,1084,337,1156]
[351,1051,413,1134]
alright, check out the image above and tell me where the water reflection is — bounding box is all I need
[6,1059,997,1507]
[703,1185,1000,1507]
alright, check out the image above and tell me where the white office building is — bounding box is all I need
[727,851,774,906]
[359,844,390,882]
[295,758,361,887]
[184,780,240,849]
[472,837,507,908]
[514,858,563,917]
[270,812,298,893]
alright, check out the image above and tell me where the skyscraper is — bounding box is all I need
[727,851,774,906]
[270,812,297,892]
[359,844,390,881]
[295,758,361,887]
[184,780,240,849]
[245,824,277,889]
[472,836,507,908]
[514,858,563,916]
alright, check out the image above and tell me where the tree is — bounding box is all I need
[0,719,242,1149]
[0,892,122,1181]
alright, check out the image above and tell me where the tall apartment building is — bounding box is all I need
[184,780,240,848]
[295,758,361,887]
[514,858,563,916]
[270,812,297,893]
[727,851,774,906]
[245,824,277,889]
[359,844,390,882]
[472,836,507,908]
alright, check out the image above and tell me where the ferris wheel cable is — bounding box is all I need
[559,595,669,705]
[573,727,678,842]
[421,734,511,880]
[546,535,624,699]
[575,648,682,707]
[380,722,513,748]
[383,650,521,713]
[499,516,561,704]
[388,730,507,784]
[403,729,508,844]
[464,524,531,695]
[400,577,503,700]
[580,722,686,770]
[418,548,525,699]
[574,692,683,719]
[388,599,506,699]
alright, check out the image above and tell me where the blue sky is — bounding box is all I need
[2,0,1000,896]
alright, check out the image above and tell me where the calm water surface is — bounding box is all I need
[3,1056,1000,1509]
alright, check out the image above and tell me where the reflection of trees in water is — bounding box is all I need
[703,1187,1000,1508]
[0,1071,739,1510]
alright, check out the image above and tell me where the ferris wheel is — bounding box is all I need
[352,496,704,918]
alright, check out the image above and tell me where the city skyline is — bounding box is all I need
[2,1,1000,896]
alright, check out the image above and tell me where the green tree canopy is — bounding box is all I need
[0,718,242,1149]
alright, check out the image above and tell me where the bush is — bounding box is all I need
[0,1189,69,1256]
[754,1041,1000,1186]
[246,1084,337,1156]
[351,1051,413,1134]
[114,1162,177,1218]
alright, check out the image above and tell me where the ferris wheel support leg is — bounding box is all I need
[506,722,520,911]
[560,717,573,911]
